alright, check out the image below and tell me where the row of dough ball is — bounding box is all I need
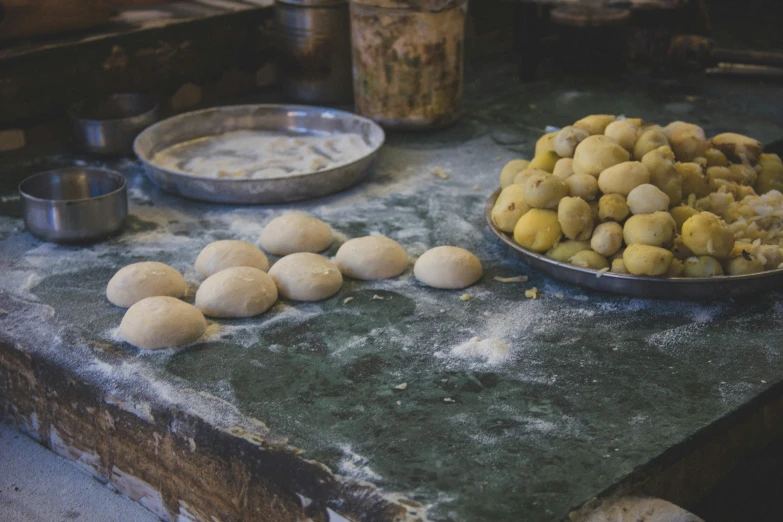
[492,115,780,278]
[109,214,482,349]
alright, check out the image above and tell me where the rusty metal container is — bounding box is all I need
[275,0,354,103]
[349,0,468,129]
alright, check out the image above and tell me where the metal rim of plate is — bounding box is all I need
[485,189,783,300]
[133,104,385,204]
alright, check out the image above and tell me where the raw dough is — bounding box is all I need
[334,236,408,280]
[106,262,186,308]
[195,240,269,279]
[414,246,483,289]
[259,214,333,255]
[119,296,206,350]
[195,266,278,318]
[268,253,343,301]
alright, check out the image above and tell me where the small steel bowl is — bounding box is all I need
[69,93,159,155]
[19,168,128,243]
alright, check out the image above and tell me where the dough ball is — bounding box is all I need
[195,267,278,318]
[259,214,333,255]
[120,296,206,350]
[195,240,269,279]
[499,159,530,188]
[335,236,409,280]
[268,253,342,301]
[414,246,482,290]
[627,184,670,215]
[107,262,186,308]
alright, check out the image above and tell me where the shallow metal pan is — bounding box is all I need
[485,189,783,300]
[133,104,385,204]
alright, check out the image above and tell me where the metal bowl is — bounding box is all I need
[19,168,128,243]
[69,93,159,155]
[485,189,783,300]
[133,104,385,204]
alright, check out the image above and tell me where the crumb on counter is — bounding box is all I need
[555,293,564,299]
[372,295,384,300]
[431,167,450,179]
[472,186,480,191]
[394,382,408,390]
[525,287,539,299]
[529,103,537,110]
[494,275,529,283]
[596,268,610,278]
[459,293,471,301]
[443,397,455,403]
[343,297,354,304]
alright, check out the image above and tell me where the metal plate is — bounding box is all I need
[485,189,783,300]
[133,104,385,204]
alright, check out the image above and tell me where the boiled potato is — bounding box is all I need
[710,132,763,164]
[642,146,682,206]
[546,240,590,262]
[514,209,562,252]
[728,164,758,185]
[681,211,734,258]
[667,258,685,277]
[670,206,699,232]
[671,235,695,260]
[523,173,568,209]
[724,252,765,275]
[756,153,783,194]
[611,258,629,274]
[535,132,558,157]
[565,173,599,200]
[572,135,630,177]
[528,151,561,173]
[590,221,623,257]
[500,159,530,188]
[623,244,674,276]
[553,158,575,179]
[491,185,530,233]
[571,250,609,270]
[634,127,669,160]
[597,161,650,196]
[705,148,729,167]
[604,120,637,152]
[514,168,548,186]
[668,122,708,161]
[677,162,711,198]
[573,114,615,135]
[627,184,670,215]
[553,126,590,157]
[598,193,631,222]
[557,196,593,240]
[682,256,724,277]
[623,211,676,248]
[588,200,600,222]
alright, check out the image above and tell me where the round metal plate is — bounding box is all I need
[485,189,783,300]
[133,104,385,204]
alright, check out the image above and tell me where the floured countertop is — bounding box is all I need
[2,62,783,521]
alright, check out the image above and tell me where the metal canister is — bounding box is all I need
[349,0,468,129]
[275,0,354,103]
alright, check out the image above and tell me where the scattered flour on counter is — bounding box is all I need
[449,337,511,365]
[337,445,383,483]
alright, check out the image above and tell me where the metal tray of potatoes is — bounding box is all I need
[485,189,783,300]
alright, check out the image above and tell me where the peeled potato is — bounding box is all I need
[725,253,764,275]
[499,159,530,188]
[623,211,676,248]
[634,127,669,160]
[590,221,623,257]
[565,173,599,200]
[683,255,724,277]
[671,235,695,260]
[514,209,562,253]
[642,146,682,206]
[491,185,530,233]
[535,132,558,157]
[668,123,708,162]
[627,184,670,215]
[681,211,734,258]
[513,168,548,186]
[558,196,593,241]
[611,258,629,274]
[670,206,699,232]
[597,161,650,196]
[546,240,591,262]
[704,148,729,168]
[710,132,762,164]
[553,126,590,158]
[528,151,561,173]
[553,158,575,179]
[677,162,711,198]
[604,120,637,152]
[598,193,631,222]
[523,173,568,209]
[572,135,630,177]
[667,258,685,277]
[573,114,615,135]
[756,153,783,194]
[623,244,673,276]
[571,250,609,270]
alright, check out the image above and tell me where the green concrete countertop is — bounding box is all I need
[2,61,783,521]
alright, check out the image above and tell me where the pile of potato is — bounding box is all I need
[492,114,783,277]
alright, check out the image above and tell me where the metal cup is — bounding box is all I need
[19,168,128,244]
[69,93,159,156]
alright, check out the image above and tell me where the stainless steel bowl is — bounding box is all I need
[69,93,159,155]
[19,168,128,243]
